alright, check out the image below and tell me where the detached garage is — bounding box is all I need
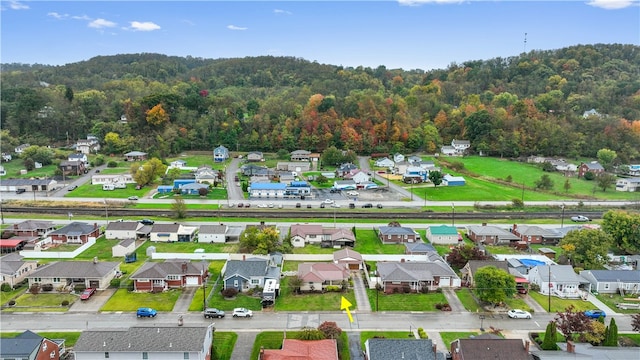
[442,174,466,186]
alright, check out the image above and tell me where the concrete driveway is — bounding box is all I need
[69,288,116,312]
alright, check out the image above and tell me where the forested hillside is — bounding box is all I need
[1,43,639,162]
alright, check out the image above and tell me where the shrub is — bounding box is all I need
[1,283,12,292]
[41,284,54,292]
[221,287,239,298]
[512,198,524,208]
[29,284,40,295]
[107,161,118,168]
[325,285,341,292]
[61,300,69,306]
[8,300,16,306]
[74,284,86,292]
[110,278,121,288]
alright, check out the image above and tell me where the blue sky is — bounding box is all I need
[1,0,639,71]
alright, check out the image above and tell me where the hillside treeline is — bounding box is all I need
[1,43,639,162]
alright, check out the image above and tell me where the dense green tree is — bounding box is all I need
[601,210,640,254]
[428,170,443,188]
[474,266,516,305]
[596,173,616,192]
[171,196,187,219]
[541,321,558,350]
[534,174,554,190]
[559,229,613,269]
[597,148,617,171]
[20,145,54,165]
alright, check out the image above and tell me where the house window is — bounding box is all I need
[604,283,610,290]
[167,275,180,280]
[105,352,109,358]
[234,280,238,287]
[251,279,259,285]
[53,278,60,282]
[184,352,190,359]
[142,352,148,359]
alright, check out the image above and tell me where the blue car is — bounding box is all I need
[136,307,157,318]
[584,309,606,319]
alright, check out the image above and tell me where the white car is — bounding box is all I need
[257,204,268,208]
[571,215,591,222]
[232,308,253,318]
[346,191,359,196]
[323,199,334,204]
[331,203,341,208]
[507,309,531,319]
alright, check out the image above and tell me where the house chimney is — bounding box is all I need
[94,223,98,229]
[566,341,575,353]
[259,346,265,360]
[182,262,188,273]
[243,255,246,261]
[524,340,530,353]
[513,224,517,231]
[401,258,405,263]
[481,223,487,226]
[432,344,437,356]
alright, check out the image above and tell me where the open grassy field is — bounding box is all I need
[206,283,263,311]
[2,293,78,312]
[440,332,480,346]
[365,288,448,312]
[353,229,405,254]
[274,276,357,311]
[101,288,181,311]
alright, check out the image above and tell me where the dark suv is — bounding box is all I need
[139,219,155,225]
[204,308,225,318]
[15,188,26,194]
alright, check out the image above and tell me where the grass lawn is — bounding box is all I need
[66,182,147,199]
[2,293,77,312]
[503,296,533,313]
[146,241,240,254]
[100,288,181,311]
[274,277,357,311]
[366,289,447,312]
[440,332,479,346]
[206,283,262,311]
[595,293,640,314]
[359,331,417,348]
[455,289,480,312]
[251,331,350,360]
[0,331,82,346]
[529,291,595,313]
[212,332,238,360]
[1,286,27,305]
[353,230,405,254]
[620,333,640,346]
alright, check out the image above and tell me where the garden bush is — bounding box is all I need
[324,285,342,292]
[8,300,16,306]
[1,283,12,292]
[61,300,69,306]
[221,287,238,298]
[41,284,54,292]
[107,160,118,168]
[110,278,121,288]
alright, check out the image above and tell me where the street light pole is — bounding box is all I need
[451,203,455,227]
[561,204,565,228]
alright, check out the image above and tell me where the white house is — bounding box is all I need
[528,265,589,299]
[198,224,228,243]
[393,153,405,163]
[170,159,187,168]
[91,174,135,185]
[105,221,143,240]
[68,153,89,166]
[14,144,30,154]
[374,157,394,168]
[149,224,197,243]
[111,239,136,257]
[0,165,5,176]
[579,269,640,294]
[615,177,640,192]
[452,139,471,154]
[346,170,370,184]
[440,146,456,156]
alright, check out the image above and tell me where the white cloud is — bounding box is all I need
[72,15,91,21]
[586,0,636,9]
[89,18,117,29]
[130,21,161,31]
[47,12,66,19]
[274,9,292,15]
[8,1,29,10]
[398,0,464,5]
[227,25,248,31]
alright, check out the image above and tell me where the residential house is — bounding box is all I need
[442,174,466,186]
[260,339,338,360]
[223,255,281,292]
[0,165,5,176]
[451,139,471,155]
[333,248,363,270]
[213,145,229,162]
[466,224,521,245]
[198,224,228,243]
[615,177,640,192]
[0,178,58,193]
[130,260,207,291]
[179,182,210,195]
[528,265,590,299]
[407,155,423,164]
[345,169,370,184]
[91,173,135,186]
[333,179,357,190]
[289,224,355,248]
[336,163,358,177]
[510,224,563,245]
[276,161,312,172]
[73,325,215,360]
[582,108,602,118]
[532,340,640,359]
[111,239,136,258]
[242,164,272,177]
[374,157,394,168]
[547,159,578,176]
[170,159,187,168]
[378,225,420,244]
[440,145,456,156]
[124,151,147,161]
[10,220,55,237]
[76,136,100,154]
[27,260,120,290]
[49,222,100,245]
[393,160,410,176]
[460,260,510,287]
[579,269,640,294]
[0,253,38,288]
[149,223,197,242]
[403,166,427,183]
[195,166,220,185]
[450,338,532,360]
[1,153,11,162]
[426,225,459,245]
[578,161,605,177]
[14,143,30,154]
[247,151,264,162]
[404,242,437,255]
[393,153,405,163]
[627,164,640,176]
[376,260,460,293]
[249,182,287,198]
[59,160,86,176]
[298,262,350,292]
[365,338,443,360]
[290,150,312,161]
[1,330,64,360]
[105,221,143,240]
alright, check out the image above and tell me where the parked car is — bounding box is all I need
[296,203,301,208]
[507,309,531,319]
[67,185,78,191]
[268,203,275,208]
[584,309,606,319]
[320,203,326,208]
[128,196,139,201]
[237,203,244,208]
[307,204,312,209]
[323,199,335,204]
[139,219,155,225]
[15,188,26,194]
[203,308,225,319]
[346,191,359,196]
[257,204,268,208]
[349,203,355,209]
[376,204,383,209]
[136,307,157,318]
[232,308,253,318]
[331,203,341,208]
[245,203,251,208]
[80,288,96,300]
[362,203,373,208]
[329,188,339,193]
[571,215,591,222]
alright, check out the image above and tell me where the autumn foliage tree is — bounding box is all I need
[446,244,489,270]
[554,305,591,341]
[146,103,170,126]
[318,321,342,339]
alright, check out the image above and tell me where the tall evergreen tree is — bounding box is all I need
[541,321,558,350]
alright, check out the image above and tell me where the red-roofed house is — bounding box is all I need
[260,339,338,360]
[333,248,363,270]
[298,263,350,292]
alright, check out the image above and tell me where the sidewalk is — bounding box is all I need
[352,271,372,312]
[426,330,448,353]
[443,289,464,312]
[585,292,619,315]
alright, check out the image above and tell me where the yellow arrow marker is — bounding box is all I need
[340,296,353,323]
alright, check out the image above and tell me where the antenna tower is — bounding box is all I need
[524,33,527,53]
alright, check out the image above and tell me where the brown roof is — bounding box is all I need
[463,260,509,275]
[298,263,349,283]
[451,338,532,360]
[262,339,338,360]
[333,248,362,262]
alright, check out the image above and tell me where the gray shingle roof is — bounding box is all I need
[405,242,436,253]
[130,260,205,279]
[150,224,180,233]
[377,261,457,282]
[198,225,227,235]
[366,338,439,360]
[106,221,140,231]
[50,222,97,236]
[582,270,640,283]
[28,261,120,278]
[73,326,210,352]
[0,330,43,358]
[224,258,269,280]
[379,226,416,236]
[0,178,56,186]
[13,220,54,231]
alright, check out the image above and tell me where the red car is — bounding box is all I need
[80,288,96,300]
